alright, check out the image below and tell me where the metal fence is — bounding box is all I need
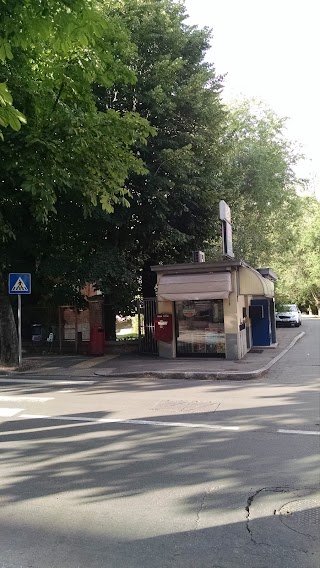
[21,306,60,342]
[137,298,158,355]
[20,305,90,354]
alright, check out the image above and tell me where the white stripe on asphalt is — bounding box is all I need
[278,428,320,436]
[0,408,24,417]
[19,413,239,431]
[0,379,95,385]
[16,415,320,436]
[0,395,53,403]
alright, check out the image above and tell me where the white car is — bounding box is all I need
[276,304,302,327]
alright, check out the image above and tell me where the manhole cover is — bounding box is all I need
[278,498,320,540]
[152,400,219,413]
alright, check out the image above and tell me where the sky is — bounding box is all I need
[184,0,320,192]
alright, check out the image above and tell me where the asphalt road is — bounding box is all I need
[0,318,319,568]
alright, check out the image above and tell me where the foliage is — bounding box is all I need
[0,0,154,231]
[16,0,227,312]
[216,99,304,269]
[275,196,320,311]
[103,0,227,280]
[0,0,156,362]
[1,0,317,356]
[0,0,133,137]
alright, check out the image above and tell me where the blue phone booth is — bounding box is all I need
[250,298,276,347]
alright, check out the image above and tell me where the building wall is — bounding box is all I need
[223,273,253,360]
[237,293,247,359]
[223,271,241,359]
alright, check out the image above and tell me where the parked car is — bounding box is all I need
[276,304,302,327]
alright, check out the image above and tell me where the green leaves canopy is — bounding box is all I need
[275,196,320,310]
[0,0,154,231]
[219,99,304,268]
[104,0,227,273]
[1,0,315,321]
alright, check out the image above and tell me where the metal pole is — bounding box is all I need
[18,294,22,367]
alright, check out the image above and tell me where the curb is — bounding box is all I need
[94,332,305,381]
[0,363,41,376]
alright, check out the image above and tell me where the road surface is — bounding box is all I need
[0,318,319,567]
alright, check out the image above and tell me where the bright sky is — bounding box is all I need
[184,0,320,193]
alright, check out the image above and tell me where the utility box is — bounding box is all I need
[154,314,173,343]
[32,324,45,342]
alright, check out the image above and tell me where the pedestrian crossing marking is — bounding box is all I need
[0,408,23,417]
[11,277,28,292]
[0,396,53,403]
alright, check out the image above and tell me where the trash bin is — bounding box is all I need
[32,324,45,343]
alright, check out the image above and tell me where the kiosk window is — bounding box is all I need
[175,300,225,357]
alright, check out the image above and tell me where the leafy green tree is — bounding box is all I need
[101,0,227,297]
[0,0,136,138]
[217,99,304,270]
[0,0,154,364]
[276,196,320,312]
[4,0,227,345]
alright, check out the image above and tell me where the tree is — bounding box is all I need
[0,0,154,364]
[7,0,227,344]
[216,99,304,270]
[100,0,227,298]
[275,196,320,312]
[0,0,135,138]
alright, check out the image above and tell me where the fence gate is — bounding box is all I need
[137,298,158,355]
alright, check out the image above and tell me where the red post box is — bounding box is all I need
[89,326,105,356]
[154,314,173,342]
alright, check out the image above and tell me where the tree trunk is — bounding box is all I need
[0,278,18,365]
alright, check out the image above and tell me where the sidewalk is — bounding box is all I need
[0,326,305,381]
[94,327,304,380]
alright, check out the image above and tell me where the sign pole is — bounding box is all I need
[8,273,31,366]
[18,294,22,367]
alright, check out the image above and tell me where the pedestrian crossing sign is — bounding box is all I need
[9,273,31,295]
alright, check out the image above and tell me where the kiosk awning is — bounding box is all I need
[157,272,232,301]
[239,266,274,298]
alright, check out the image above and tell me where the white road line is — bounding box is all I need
[0,378,95,385]
[19,413,239,431]
[0,395,53,403]
[15,415,320,436]
[0,408,24,417]
[278,429,320,436]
